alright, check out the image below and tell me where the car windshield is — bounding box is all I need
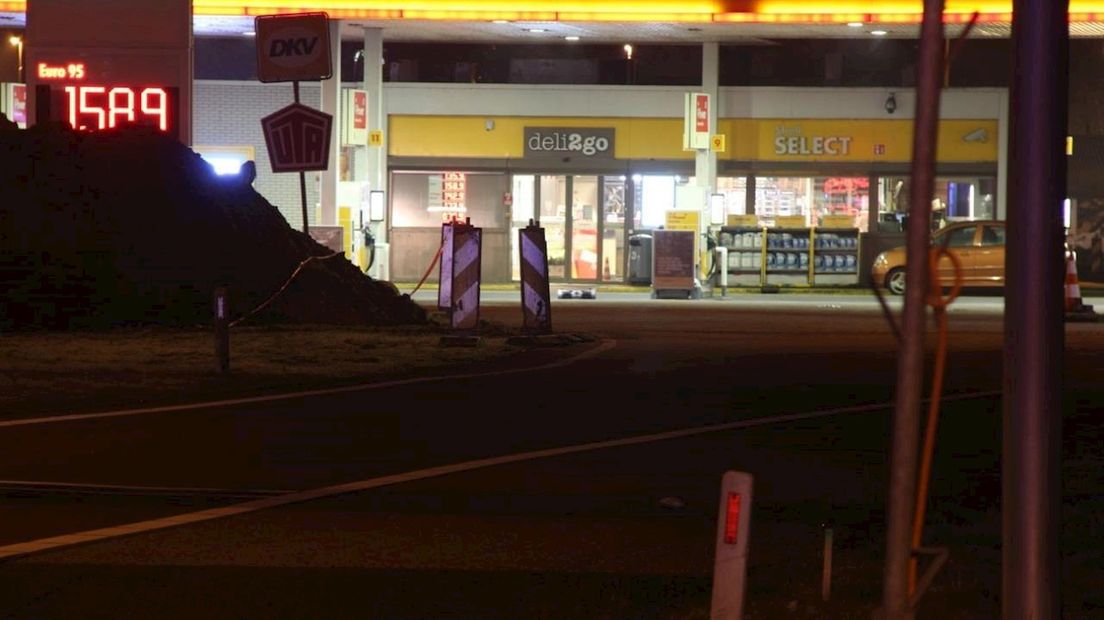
[935,226,977,248]
[981,226,1005,246]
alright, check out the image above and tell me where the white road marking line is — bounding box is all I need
[0,480,289,496]
[0,340,618,429]
[0,389,1000,562]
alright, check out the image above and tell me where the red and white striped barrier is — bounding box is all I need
[438,222,456,311]
[519,220,552,334]
[450,222,483,331]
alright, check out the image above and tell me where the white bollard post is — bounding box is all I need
[710,471,754,620]
[716,246,728,296]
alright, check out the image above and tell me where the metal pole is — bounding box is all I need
[292,80,310,235]
[1003,0,1067,617]
[882,1,944,617]
[213,286,229,373]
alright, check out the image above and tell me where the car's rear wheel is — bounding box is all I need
[886,268,906,295]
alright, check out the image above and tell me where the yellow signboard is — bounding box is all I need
[727,214,759,227]
[775,216,807,228]
[665,210,700,232]
[369,130,384,147]
[390,116,999,164]
[711,134,726,152]
[820,215,855,228]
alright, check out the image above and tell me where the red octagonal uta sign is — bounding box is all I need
[261,102,333,173]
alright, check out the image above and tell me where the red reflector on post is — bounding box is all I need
[724,492,741,544]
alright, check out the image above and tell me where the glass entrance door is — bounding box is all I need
[512,174,622,283]
[538,175,568,279]
[602,176,626,281]
[571,176,599,280]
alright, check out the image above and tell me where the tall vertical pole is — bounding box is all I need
[881,1,944,617]
[293,81,309,236]
[1004,0,1067,617]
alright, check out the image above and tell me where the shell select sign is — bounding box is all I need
[255,12,333,83]
[261,102,333,172]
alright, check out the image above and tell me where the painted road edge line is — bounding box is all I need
[0,339,618,429]
[0,389,1001,562]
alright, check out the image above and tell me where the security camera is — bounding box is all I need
[885,93,897,115]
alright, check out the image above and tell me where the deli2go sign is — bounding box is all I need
[255,12,333,83]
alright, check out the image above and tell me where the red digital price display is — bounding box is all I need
[65,86,170,131]
[35,84,179,136]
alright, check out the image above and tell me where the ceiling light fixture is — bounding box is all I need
[847,22,864,28]
[242,30,255,36]
[491,19,510,24]
[871,30,888,36]
[624,43,634,59]
[527,28,547,33]
[564,35,580,41]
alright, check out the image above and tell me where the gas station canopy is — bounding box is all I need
[3,1,1104,40]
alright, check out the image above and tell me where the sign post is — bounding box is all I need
[710,471,754,620]
[255,12,334,235]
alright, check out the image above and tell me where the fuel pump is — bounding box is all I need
[361,222,377,273]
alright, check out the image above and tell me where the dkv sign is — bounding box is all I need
[255,13,333,83]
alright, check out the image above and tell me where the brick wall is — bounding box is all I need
[193,80,321,231]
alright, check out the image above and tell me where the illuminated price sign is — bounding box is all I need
[442,172,466,209]
[32,62,179,135]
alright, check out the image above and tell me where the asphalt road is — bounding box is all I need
[1,295,1102,618]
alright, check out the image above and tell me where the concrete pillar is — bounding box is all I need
[363,27,387,245]
[997,88,1010,219]
[696,42,720,201]
[319,19,342,226]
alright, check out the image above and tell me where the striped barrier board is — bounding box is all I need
[438,222,455,311]
[519,223,553,334]
[450,225,483,331]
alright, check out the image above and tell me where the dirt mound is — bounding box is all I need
[0,123,425,329]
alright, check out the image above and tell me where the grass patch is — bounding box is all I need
[0,322,528,418]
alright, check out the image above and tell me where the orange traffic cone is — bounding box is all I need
[1065,252,1097,321]
[1065,253,1083,312]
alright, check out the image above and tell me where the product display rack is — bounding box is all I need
[717,225,861,287]
[765,227,813,283]
[811,228,861,285]
[718,226,766,279]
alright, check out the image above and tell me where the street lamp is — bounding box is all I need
[9,36,22,83]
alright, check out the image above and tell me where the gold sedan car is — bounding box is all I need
[872,220,1006,295]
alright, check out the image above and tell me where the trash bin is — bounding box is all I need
[628,233,653,285]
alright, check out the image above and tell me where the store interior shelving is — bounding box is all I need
[717,225,861,287]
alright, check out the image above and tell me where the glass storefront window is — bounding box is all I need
[877,175,997,233]
[391,171,506,228]
[634,175,675,229]
[755,176,813,227]
[814,177,869,231]
[936,177,996,222]
[717,176,748,219]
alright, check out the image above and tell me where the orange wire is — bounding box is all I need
[907,246,963,595]
[408,238,445,297]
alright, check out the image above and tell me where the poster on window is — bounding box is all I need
[8,83,26,128]
[1072,199,1104,284]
